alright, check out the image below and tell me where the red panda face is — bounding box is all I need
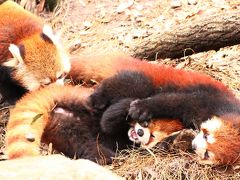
[128,119,184,148]
[128,121,152,146]
[192,116,240,165]
[7,25,70,91]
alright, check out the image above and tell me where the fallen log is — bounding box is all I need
[130,11,240,59]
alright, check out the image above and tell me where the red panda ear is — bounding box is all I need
[42,24,59,45]
[18,44,25,60]
[3,44,25,67]
[41,32,54,44]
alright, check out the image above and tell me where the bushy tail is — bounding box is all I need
[6,85,92,159]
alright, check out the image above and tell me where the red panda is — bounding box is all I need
[192,114,240,165]
[6,68,240,165]
[88,70,240,165]
[0,1,70,101]
[128,119,184,148]
[6,85,93,160]
[6,84,134,164]
[69,54,231,97]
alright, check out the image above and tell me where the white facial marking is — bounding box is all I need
[24,76,40,90]
[193,117,222,163]
[56,72,63,79]
[41,78,51,86]
[135,123,151,145]
[206,134,216,144]
[55,78,64,85]
[128,123,151,145]
[128,127,140,143]
[17,66,41,91]
[201,117,222,133]
[25,132,35,142]
[142,131,163,148]
[192,131,208,159]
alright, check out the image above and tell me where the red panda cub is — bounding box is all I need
[128,119,184,148]
[0,1,70,92]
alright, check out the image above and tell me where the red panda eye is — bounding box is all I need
[203,134,208,140]
[41,80,51,86]
[44,82,51,85]
[151,134,155,138]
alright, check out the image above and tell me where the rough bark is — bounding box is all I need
[130,11,240,59]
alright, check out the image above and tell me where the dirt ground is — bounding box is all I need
[1,0,240,179]
[46,0,240,91]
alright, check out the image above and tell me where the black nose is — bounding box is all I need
[137,129,144,137]
[192,144,197,151]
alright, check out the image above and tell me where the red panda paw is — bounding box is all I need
[128,99,153,122]
[89,91,108,111]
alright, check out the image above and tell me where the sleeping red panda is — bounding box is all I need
[0,1,70,104]
[192,113,240,165]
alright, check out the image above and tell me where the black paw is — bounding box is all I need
[101,98,132,134]
[128,99,153,121]
[89,91,108,111]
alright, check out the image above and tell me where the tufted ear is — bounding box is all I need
[3,44,25,67]
[42,24,60,45]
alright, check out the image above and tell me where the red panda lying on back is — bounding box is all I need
[6,73,160,164]
[68,54,240,165]
[128,118,184,149]
[0,1,70,104]
[124,89,240,165]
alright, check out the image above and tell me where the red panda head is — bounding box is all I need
[4,25,70,91]
[128,119,184,148]
[192,114,240,165]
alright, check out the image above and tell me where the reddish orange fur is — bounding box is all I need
[6,85,93,159]
[69,54,231,95]
[0,1,42,61]
[146,119,184,145]
[149,118,184,135]
[0,1,69,89]
[207,114,240,164]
